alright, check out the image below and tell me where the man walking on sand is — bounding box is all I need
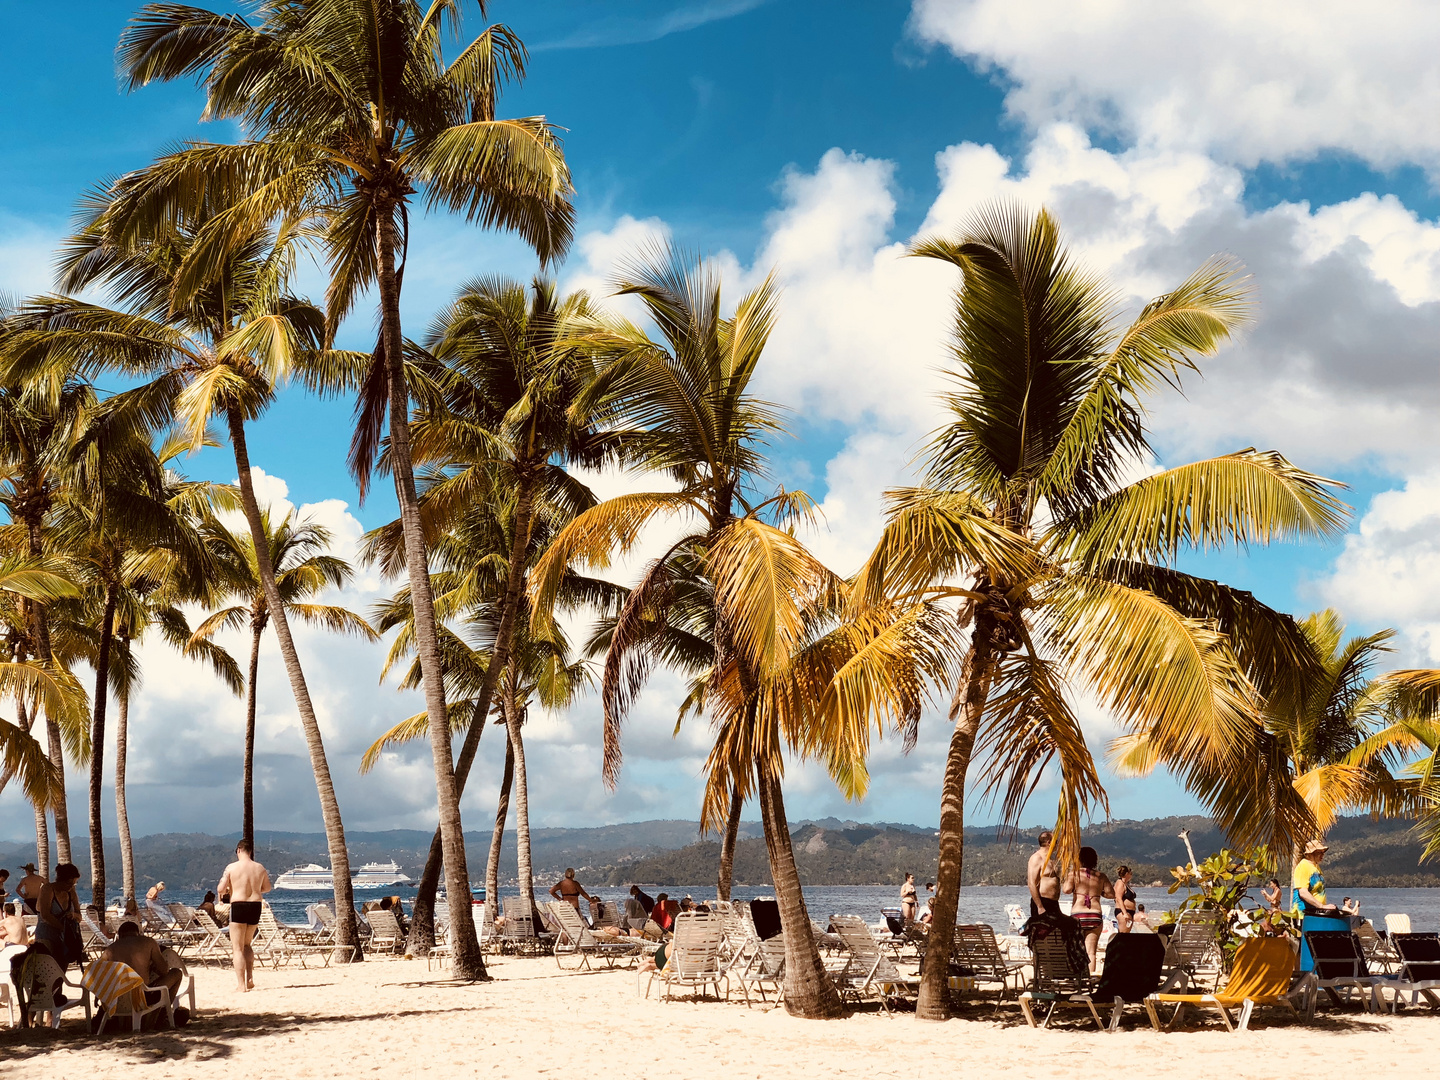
[217,839,271,992]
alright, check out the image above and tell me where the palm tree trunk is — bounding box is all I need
[485,735,514,916]
[19,692,50,876]
[243,613,263,849]
[915,622,998,1021]
[115,680,135,906]
[34,803,50,878]
[718,781,743,900]
[503,684,535,920]
[410,469,539,948]
[226,404,360,961]
[407,695,489,955]
[88,578,118,909]
[375,203,483,980]
[24,546,70,864]
[756,757,845,1018]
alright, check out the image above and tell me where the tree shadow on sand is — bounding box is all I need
[0,1005,484,1063]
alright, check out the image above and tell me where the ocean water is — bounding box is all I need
[147,882,1440,932]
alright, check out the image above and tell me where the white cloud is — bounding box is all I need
[910,0,1440,171]
[1319,474,1440,662]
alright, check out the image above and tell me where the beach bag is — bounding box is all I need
[61,920,84,967]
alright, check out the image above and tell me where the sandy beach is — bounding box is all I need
[3,954,1436,1078]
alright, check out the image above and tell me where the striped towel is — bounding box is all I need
[82,959,147,1012]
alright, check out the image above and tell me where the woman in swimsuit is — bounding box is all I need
[1113,865,1137,932]
[35,863,81,962]
[1063,847,1113,973]
[900,873,919,924]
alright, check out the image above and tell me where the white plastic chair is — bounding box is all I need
[22,953,91,1029]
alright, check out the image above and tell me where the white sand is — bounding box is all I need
[4,954,1436,1077]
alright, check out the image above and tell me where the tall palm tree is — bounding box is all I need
[4,212,369,955]
[377,275,615,942]
[115,2,573,976]
[1116,609,1420,859]
[0,363,95,864]
[191,509,376,846]
[53,403,220,907]
[527,246,946,1018]
[854,203,1348,1019]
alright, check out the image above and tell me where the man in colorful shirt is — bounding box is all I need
[1292,837,1339,916]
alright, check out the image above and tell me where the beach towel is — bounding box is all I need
[82,959,147,1012]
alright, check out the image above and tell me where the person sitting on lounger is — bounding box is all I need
[380,895,410,935]
[99,921,187,1028]
[0,901,29,974]
[644,893,679,939]
[1063,846,1114,974]
[629,885,655,916]
[1131,904,1154,932]
[1341,896,1360,916]
[197,890,227,926]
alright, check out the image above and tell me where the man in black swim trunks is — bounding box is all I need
[217,839,271,992]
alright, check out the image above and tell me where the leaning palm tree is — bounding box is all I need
[1116,609,1421,860]
[191,509,376,847]
[115,2,573,976]
[3,211,368,955]
[854,203,1349,1020]
[528,245,950,1018]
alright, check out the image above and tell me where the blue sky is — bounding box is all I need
[5,1,1440,841]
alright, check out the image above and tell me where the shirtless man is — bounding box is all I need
[1027,829,1061,918]
[100,921,184,1024]
[15,863,45,915]
[216,839,271,992]
[549,868,593,917]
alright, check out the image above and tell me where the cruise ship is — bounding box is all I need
[273,860,413,890]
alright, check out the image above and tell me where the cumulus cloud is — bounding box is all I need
[1319,474,1440,662]
[909,0,1440,171]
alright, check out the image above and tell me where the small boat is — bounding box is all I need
[273,860,413,891]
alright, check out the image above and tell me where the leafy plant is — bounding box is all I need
[1164,846,1299,966]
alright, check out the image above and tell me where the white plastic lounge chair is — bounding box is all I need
[81,915,114,957]
[364,909,405,955]
[547,901,652,970]
[733,934,787,1009]
[951,924,1030,1008]
[21,952,91,1029]
[830,914,919,1013]
[1019,920,1101,1028]
[189,910,230,964]
[161,948,197,1015]
[260,904,352,966]
[645,912,727,1002]
[1159,908,1224,991]
[1005,904,1028,933]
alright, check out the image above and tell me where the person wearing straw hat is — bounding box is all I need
[1292,838,1339,916]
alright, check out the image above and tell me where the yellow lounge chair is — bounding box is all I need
[1145,937,1316,1032]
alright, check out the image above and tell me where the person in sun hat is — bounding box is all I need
[1292,838,1339,916]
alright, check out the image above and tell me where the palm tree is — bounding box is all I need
[53,403,222,907]
[527,246,946,1018]
[4,212,369,955]
[115,2,573,976]
[0,363,96,864]
[1116,609,1420,860]
[853,203,1349,1019]
[371,275,615,942]
[191,509,376,846]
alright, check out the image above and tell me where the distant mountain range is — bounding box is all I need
[4,813,1436,893]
